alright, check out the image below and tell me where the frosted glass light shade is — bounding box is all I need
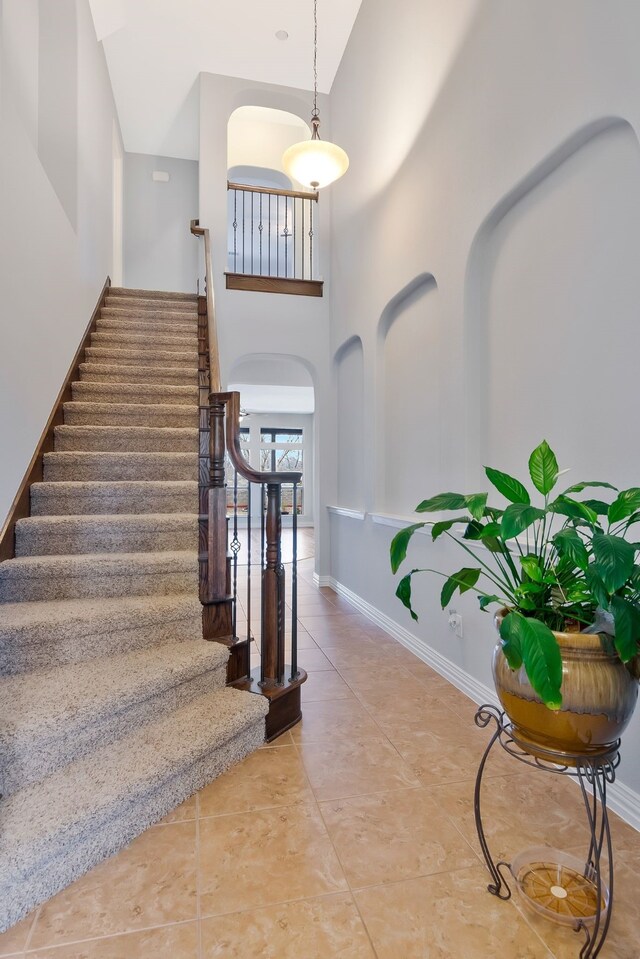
[282,138,349,190]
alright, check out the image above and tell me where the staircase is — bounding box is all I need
[0,287,268,931]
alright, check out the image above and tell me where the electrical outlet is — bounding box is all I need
[448,609,464,639]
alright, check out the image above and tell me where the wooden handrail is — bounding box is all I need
[190,219,221,391]
[221,391,303,485]
[227,180,318,203]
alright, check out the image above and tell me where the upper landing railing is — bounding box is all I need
[190,219,307,741]
[225,181,323,297]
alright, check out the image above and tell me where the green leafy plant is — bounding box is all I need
[390,441,640,709]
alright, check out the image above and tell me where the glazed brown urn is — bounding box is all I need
[493,610,638,764]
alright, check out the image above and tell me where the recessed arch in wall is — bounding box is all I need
[227,106,310,188]
[464,116,640,490]
[376,273,440,514]
[226,107,312,275]
[333,335,365,510]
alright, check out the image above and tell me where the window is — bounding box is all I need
[260,427,304,514]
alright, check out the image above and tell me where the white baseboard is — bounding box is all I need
[312,573,334,589]
[320,575,640,833]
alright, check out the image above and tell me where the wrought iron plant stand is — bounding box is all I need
[473,705,620,959]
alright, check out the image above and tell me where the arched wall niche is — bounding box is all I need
[333,335,365,510]
[464,116,640,491]
[376,273,441,514]
[227,105,310,188]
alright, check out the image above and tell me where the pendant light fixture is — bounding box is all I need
[282,0,349,190]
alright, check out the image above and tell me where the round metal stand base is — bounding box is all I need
[473,705,619,959]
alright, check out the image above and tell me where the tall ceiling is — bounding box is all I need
[89,0,363,161]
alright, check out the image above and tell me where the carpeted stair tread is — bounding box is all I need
[104,295,197,312]
[85,347,197,368]
[0,286,269,931]
[71,381,199,405]
[0,550,199,603]
[109,286,197,302]
[97,316,198,335]
[31,480,198,515]
[0,640,229,796]
[52,425,198,453]
[0,594,203,675]
[44,451,197,482]
[91,331,198,350]
[62,401,198,428]
[79,362,198,385]
[16,513,198,556]
[100,307,200,322]
[0,687,268,930]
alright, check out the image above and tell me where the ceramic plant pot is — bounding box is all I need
[493,610,639,764]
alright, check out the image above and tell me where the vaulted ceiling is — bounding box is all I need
[88,0,362,160]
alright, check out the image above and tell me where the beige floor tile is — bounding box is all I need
[298,738,421,801]
[155,794,197,825]
[310,628,378,648]
[320,787,478,888]
[261,729,294,747]
[300,613,368,634]
[435,772,589,861]
[0,911,36,957]
[355,867,554,958]
[302,670,356,702]
[339,664,428,698]
[297,647,333,671]
[30,823,197,949]
[200,893,376,958]
[367,694,466,737]
[323,642,409,671]
[198,745,314,816]
[390,725,515,786]
[290,630,318,650]
[198,804,348,918]
[291,698,385,744]
[26,921,199,959]
[295,601,346,617]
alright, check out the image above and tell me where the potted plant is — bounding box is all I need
[390,441,640,761]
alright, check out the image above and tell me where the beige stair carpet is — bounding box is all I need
[0,287,268,932]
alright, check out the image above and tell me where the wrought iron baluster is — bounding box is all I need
[276,195,280,277]
[230,469,240,639]
[258,193,263,275]
[232,190,238,272]
[293,197,297,279]
[246,481,252,669]
[242,190,245,274]
[284,196,289,278]
[260,483,266,685]
[250,192,254,275]
[268,194,271,276]
[291,482,298,680]
[309,198,313,280]
[301,198,305,281]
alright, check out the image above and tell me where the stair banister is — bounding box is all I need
[190,219,220,391]
[190,221,307,738]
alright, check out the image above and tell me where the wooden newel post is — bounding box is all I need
[261,483,286,686]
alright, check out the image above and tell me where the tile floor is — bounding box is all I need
[3,557,640,958]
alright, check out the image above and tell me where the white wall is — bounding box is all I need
[0,0,122,528]
[228,106,310,190]
[198,72,334,574]
[328,0,640,803]
[123,152,199,294]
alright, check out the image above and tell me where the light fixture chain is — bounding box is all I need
[312,0,318,118]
